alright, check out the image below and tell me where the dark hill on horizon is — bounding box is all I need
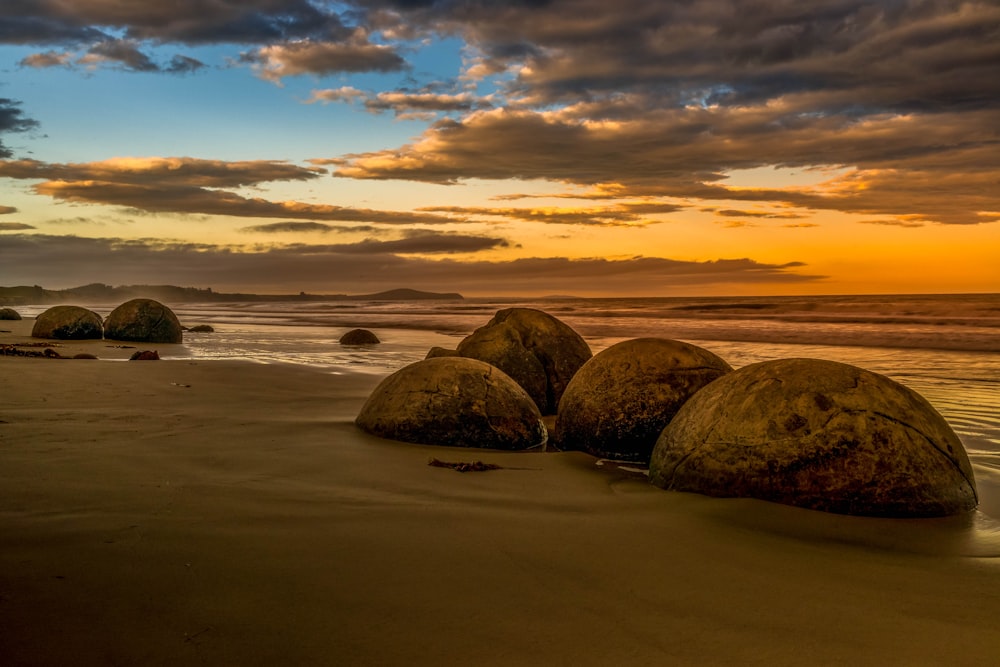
[0,283,463,306]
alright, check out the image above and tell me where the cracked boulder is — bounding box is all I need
[555,338,733,463]
[649,358,978,517]
[455,308,591,415]
[356,357,546,450]
[31,305,103,340]
[104,298,183,344]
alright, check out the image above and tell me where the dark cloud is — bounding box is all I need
[240,221,360,234]
[0,1,350,46]
[0,98,39,159]
[0,157,463,224]
[239,35,407,82]
[419,202,682,226]
[714,209,806,220]
[0,157,323,187]
[81,39,159,71]
[0,205,17,214]
[0,233,823,295]
[307,86,491,118]
[304,230,510,254]
[0,222,35,230]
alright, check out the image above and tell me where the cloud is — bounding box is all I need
[332,105,1000,225]
[0,205,17,215]
[858,219,926,229]
[418,202,682,226]
[0,98,40,159]
[0,1,349,46]
[0,156,462,224]
[0,233,824,295]
[0,222,35,230]
[0,156,325,187]
[714,209,806,220]
[239,221,362,234]
[19,50,75,68]
[307,86,491,118]
[240,34,406,83]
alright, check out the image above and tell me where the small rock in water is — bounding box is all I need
[129,350,160,361]
[339,328,380,345]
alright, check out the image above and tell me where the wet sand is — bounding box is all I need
[2,323,1000,664]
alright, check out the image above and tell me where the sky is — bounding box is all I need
[0,0,997,297]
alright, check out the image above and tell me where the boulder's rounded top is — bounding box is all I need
[649,357,977,517]
[31,305,103,340]
[0,307,22,320]
[104,298,183,344]
[555,338,732,463]
[456,307,591,414]
[356,356,546,450]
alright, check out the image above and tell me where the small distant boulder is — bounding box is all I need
[31,305,103,340]
[339,328,380,345]
[73,353,98,360]
[356,357,546,450]
[0,307,22,320]
[455,308,591,415]
[188,324,214,333]
[104,299,183,344]
[555,338,733,463]
[128,350,160,361]
[649,358,978,518]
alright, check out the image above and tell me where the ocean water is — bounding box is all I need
[18,293,998,450]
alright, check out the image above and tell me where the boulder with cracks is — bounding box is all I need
[649,358,978,517]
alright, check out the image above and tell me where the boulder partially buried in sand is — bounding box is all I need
[356,357,546,450]
[649,358,978,517]
[555,338,733,463]
[455,308,591,415]
[31,305,103,340]
[104,299,183,344]
[339,328,380,345]
[0,307,22,320]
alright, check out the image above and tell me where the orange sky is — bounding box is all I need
[1,2,998,296]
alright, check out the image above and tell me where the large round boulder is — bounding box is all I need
[356,357,546,450]
[104,299,183,343]
[0,307,22,320]
[555,338,733,463]
[455,308,591,415]
[31,305,103,340]
[649,358,978,518]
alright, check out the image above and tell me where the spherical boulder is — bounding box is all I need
[455,308,591,415]
[0,307,22,320]
[649,358,978,518]
[339,328,380,345]
[31,305,103,340]
[555,338,733,463]
[356,357,546,450]
[104,299,182,343]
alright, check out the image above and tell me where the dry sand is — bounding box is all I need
[3,321,1000,665]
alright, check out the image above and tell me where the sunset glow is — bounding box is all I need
[1,1,997,296]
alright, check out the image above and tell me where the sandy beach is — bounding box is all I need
[3,320,1000,665]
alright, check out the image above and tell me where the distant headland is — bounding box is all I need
[0,283,463,306]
